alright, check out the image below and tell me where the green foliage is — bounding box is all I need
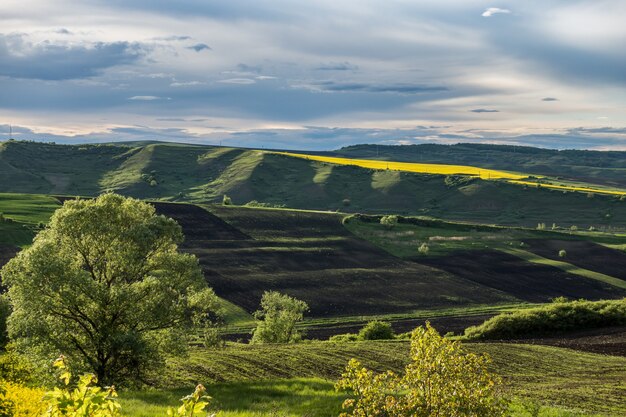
[251,291,309,344]
[44,356,121,417]
[558,249,567,258]
[329,333,360,342]
[444,175,476,188]
[222,195,232,205]
[0,345,36,384]
[380,215,398,229]
[417,243,429,255]
[1,193,217,385]
[357,321,395,340]
[0,384,14,417]
[336,323,507,417]
[166,384,213,417]
[464,298,626,340]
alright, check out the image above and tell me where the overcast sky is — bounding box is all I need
[1,0,625,150]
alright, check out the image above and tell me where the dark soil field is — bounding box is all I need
[151,203,516,318]
[0,245,18,268]
[524,239,626,280]
[506,326,626,357]
[417,250,626,302]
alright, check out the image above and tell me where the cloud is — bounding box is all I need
[256,75,277,80]
[470,108,500,113]
[218,78,256,84]
[170,81,205,87]
[302,81,448,95]
[482,8,511,17]
[0,34,146,80]
[187,43,211,52]
[542,97,559,101]
[316,62,358,71]
[128,95,161,100]
[236,63,262,74]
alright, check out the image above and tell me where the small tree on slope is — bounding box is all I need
[251,291,309,344]
[1,193,219,385]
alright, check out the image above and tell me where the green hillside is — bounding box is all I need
[2,140,626,229]
[334,143,626,188]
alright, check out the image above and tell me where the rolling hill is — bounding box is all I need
[2,140,626,229]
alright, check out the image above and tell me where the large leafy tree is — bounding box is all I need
[1,194,218,385]
[336,322,507,417]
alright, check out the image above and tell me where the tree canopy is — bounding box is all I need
[251,291,309,344]
[1,193,218,385]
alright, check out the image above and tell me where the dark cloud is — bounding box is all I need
[55,28,72,35]
[316,62,358,71]
[542,97,558,101]
[154,35,192,41]
[308,81,448,95]
[236,63,261,73]
[187,43,211,52]
[470,109,499,113]
[0,34,146,80]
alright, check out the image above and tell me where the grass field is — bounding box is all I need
[0,193,60,246]
[116,340,626,416]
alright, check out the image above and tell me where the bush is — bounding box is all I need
[337,323,507,417]
[329,333,359,343]
[380,215,398,229]
[558,249,567,258]
[418,243,429,255]
[464,298,626,340]
[222,195,232,205]
[358,321,395,340]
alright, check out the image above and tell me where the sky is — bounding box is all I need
[1,0,625,150]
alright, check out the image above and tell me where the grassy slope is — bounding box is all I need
[3,141,626,228]
[122,341,626,416]
[0,193,60,246]
[335,143,626,188]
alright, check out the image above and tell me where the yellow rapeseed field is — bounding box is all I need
[276,152,526,180]
[275,152,626,196]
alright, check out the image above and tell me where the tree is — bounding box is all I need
[251,291,309,344]
[380,215,398,229]
[1,193,218,385]
[418,243,429,255]
[336,322,507,417]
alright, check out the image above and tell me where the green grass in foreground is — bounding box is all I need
[120,380,604,417]
[152,341,626,416]
[119,340,624,416]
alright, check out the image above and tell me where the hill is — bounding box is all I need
[2,140,626,229]
[334,143,626,188]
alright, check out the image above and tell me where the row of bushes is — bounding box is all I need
[464,298,626,340]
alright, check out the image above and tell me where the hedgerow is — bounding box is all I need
[464,298,626,340]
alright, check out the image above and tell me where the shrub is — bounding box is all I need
[337,323,507,417]
[464,298,626,340]
[222,195,232,205]
[558,249,567,258]
[329,333,359,343]
[418,243,430,255]
[380,215,398,229]
[358,321,395,340]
